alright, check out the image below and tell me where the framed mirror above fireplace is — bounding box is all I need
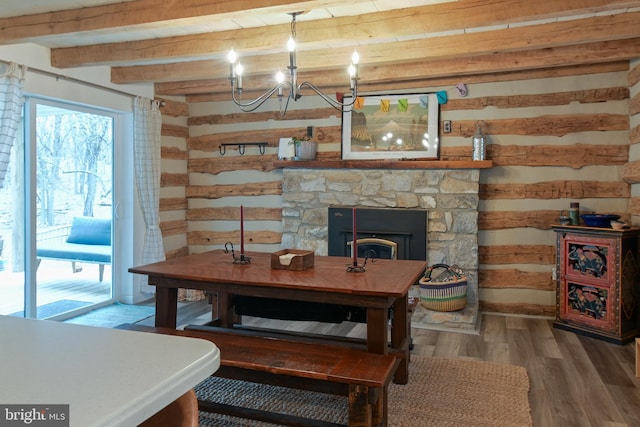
[341,92,440,161]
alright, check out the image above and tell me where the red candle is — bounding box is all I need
[240,205,245,255]
[352,207,357,265]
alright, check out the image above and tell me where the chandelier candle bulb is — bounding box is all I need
[352,51,360,66]
[235,63,243,90]
[227,49,237,79]
[276,71,284,96]
[288,37,296,68]
[351,51,359,81]
[349,65,357,89]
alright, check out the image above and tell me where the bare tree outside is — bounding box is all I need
[35,108,112,226]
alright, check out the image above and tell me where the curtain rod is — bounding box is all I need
[1,59,161,103]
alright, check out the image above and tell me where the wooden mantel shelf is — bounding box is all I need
[273,159,493,170]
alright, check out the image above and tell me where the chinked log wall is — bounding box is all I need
[624,59,640,218]
[156,61,636,315]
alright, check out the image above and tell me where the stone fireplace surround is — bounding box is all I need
[280,167,481,332]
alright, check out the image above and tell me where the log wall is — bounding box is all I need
[158,97,189,260]
[159,63,634,316]
[625,60,640,222]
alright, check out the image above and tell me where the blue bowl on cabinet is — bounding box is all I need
[580,214,620,228]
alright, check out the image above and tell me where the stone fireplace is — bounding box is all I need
[280,167,481,332]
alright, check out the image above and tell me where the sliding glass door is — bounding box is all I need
[0,98,119,319]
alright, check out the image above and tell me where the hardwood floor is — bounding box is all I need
[409,315,640,427]
[141,300,640,427]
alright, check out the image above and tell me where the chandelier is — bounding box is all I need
[227,12,360,115]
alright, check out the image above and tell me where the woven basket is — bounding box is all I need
[418,263,467,312]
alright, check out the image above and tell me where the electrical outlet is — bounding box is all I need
[551,267,557,280]
[443,120,451,133]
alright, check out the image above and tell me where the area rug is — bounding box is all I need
[64,302,155,328]
[196,355,532,427]
[9,299,90,319]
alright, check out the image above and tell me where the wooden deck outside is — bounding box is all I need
[0,258,112,317]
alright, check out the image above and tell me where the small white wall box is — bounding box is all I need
[278,137,295,160]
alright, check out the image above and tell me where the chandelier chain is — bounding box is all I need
[291,15,297,40]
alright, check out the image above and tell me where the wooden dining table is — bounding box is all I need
[129,249,426,384]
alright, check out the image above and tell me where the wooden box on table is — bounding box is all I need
[270,249,314,271]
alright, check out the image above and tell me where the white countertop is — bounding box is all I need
[0,316,220,427]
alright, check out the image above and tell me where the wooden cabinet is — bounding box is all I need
[553,226,640,344]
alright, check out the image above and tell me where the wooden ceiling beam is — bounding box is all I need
[0,0,361,43]
[153,39,640,96]
[185,62,628,103]
[50,0,640,68]
[112,14,640,85]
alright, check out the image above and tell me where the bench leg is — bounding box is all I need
[348,384,373,427]
[390,294,410,385]
[99,264,105,282]
[371,387,387,427]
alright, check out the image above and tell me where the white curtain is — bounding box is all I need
[134,96,165,294]
[0,62,26,188]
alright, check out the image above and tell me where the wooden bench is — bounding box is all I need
[117,324,399,427]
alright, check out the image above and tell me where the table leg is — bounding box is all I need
[366,307,388,355]
[209,291,219,320]
[217,291,234,328]
[155,287,178,329]
[391,294,410,384]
